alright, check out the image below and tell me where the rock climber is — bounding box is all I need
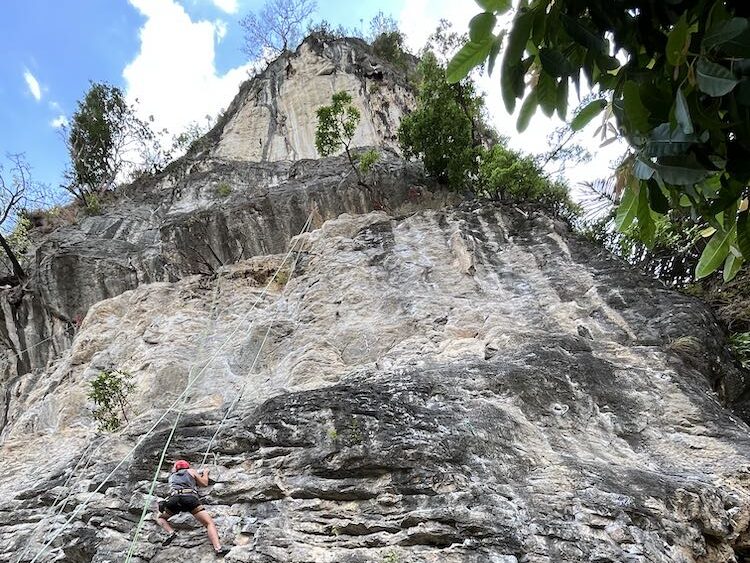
[156,459,230,557]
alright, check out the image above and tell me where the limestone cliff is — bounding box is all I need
[2,36,750,563]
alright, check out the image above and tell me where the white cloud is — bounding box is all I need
[212,0,238,13]
[50,115,68,128]
[398,1,626,190]
[23,69,42,102]
[123,0,253,139]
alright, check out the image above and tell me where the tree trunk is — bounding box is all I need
[0,232,25,281]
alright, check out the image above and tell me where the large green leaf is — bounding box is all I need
[666,14,691,66]
[560,13,605,52]
[571,99,606,131]
[446,38,493,83]
[516,91,538,132]
[674,88,694,134]
[539,48,575,77]
[633,157,655,180]
[637,180,656,247]
[696,226,735,279]
[647,178,670,214]
[469,12,497,42]
[654,155,710,185]
[535,72,557,117]
[723,251,743,282]
[696,58,739,96]
[487,32,504,76]
[645,123,697,156]
[499,9,535,111]
[623,81,650,133]
[702,17,748,52]
[556,79,568,120]
[474,0,512,14]
[737,209,750,259]
[615,182,638,231]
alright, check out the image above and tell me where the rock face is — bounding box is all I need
[208,35,415,162]
[3,205,750,562]
[0,153,440,397]
[3,34,750,563]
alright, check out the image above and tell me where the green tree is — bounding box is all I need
[65,82,154,206]
[368,12,408,69]
[315,91,367,184]
[450,0,750,281]
[398,52,483,189]
[479,144,580,219]
[88,369,135,432]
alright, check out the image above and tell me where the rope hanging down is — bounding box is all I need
[29,209,315,563]
[124,211,313,562]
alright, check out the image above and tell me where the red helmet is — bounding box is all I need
[174,459,190,470]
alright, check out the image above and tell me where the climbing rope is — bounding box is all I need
[124,210,313,561]
[28,210,315,563]
[197,227,308,468]
[15,439,104,563]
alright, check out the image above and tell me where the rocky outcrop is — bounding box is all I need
[3,206,750,562]
[0,153,447,394]
[206,35,415,162]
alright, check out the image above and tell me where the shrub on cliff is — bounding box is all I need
[316,92,379,185]
[479,144,580,220]
[88,369,135,432]
[64,82,156,208]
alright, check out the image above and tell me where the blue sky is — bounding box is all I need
[1,0,622,195]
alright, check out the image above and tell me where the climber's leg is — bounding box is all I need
[193,508,222,551]
[156,510,175,534]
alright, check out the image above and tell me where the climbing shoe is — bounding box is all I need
[162,532,177,546]
[214,546,230,558]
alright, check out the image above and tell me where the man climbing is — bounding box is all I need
[156,459,230,557]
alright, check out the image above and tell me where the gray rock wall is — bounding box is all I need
[3,206,750,562]
[0,154,443,393]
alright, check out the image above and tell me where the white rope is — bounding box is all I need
[198,229,308,468]
[29,210,314,563]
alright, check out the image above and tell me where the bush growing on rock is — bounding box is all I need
[315,91,370,185]
[478,144,580,220]
[64,82,158,207]
[88,369,135,432]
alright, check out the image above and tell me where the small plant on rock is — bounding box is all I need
[88,369,135,432]
[315,91,367,185]
[215,182,232,198]
[358,149,380,177]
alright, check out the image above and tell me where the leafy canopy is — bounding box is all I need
[450,0,750,281]
[66,82,154,205]
[398,52,482,189]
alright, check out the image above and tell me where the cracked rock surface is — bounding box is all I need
[3,206,750,562]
